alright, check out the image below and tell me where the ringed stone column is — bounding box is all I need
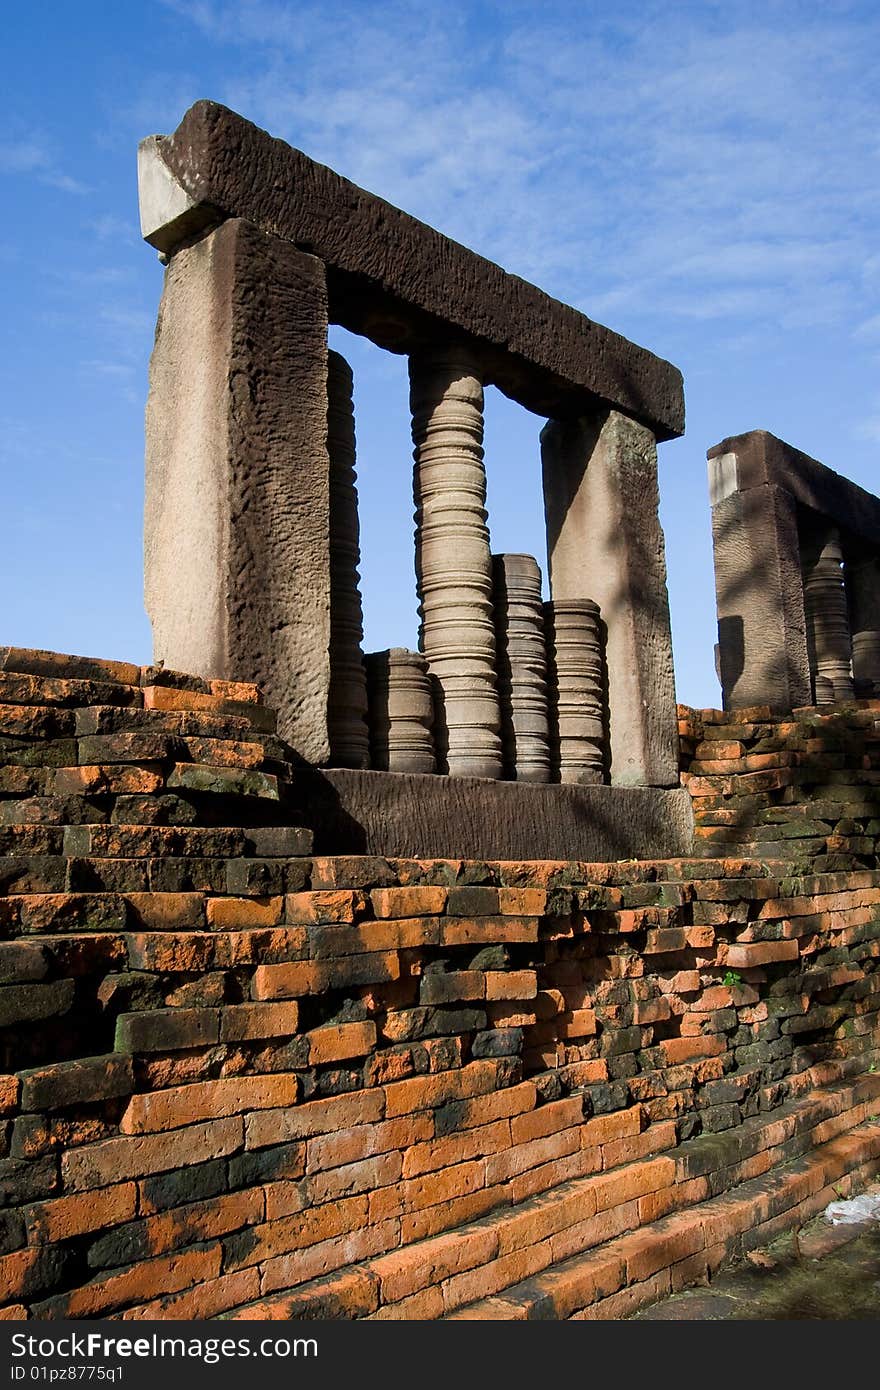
[801,525,855,704]
[409,348,503,779]
[144,217,332,761]
[543,599,606,784]
[541,407,678,787]
[326,350,370,768]
[365,648,435,773]
[492,553,551,782]
[847,555,880,698]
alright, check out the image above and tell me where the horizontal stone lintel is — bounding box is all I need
[708,430,880,548]
[140,101,684,438]
[297,768,693,862]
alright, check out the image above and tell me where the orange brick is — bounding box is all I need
[580,1107,643,1148]
[602,1119,678,1168]
[549,1198,640,1263]
[591,1155,676,1212]
[246,1090,385,1148]
[253,954,400,998]
[309,1151,402,1204]
[207,896,283,928]
[259,1222,397,1297]
[124,893,205,929]
[724,940,799,968]
[511,1096,584,1145]
[61,1118,243,1188]
[484,970,537,1001]
[307,1020,376,1065]
[497,888,548,915]
[368,1286,445,1319]
[371,886,448,917]
[403,1120,511,1178]
[486,1129,580,1184]
[25,1183,138,1243]
[399,1184,508,1244]
[441,916,539,945]
[382,1060,505,1118]
[285,891,361,924]
[37,1245,222,1318]
[121,1075,299,1133]
[557,1008,597,1039]
[0,1075,18,1116]
[373,1227,499,1303]
[307,1114,432,1173]
[220,1001,299,1042]
[659,1036,725,1063]
[441,1242,553,1312]
[122,1268,262,1320]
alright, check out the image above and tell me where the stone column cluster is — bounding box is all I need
[801,527,855,704]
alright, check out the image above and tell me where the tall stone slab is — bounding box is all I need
[410,349,503,779]
[144,217,332,761]
[707,444,811,713]
[326,350,370,768]
[541,408,678,787]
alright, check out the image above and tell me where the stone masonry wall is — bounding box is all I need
[0,649,879,1320]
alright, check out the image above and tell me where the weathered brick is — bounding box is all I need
[25,1184,138,1244]
[114,1008,220,1053]
[220,1001,300,1042]
[308,1020,377,1065]
[121,1074,299,1133]
[61,1117,243,1189]
[19,1055,133,1112]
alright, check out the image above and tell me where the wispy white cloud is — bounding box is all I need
[0,132,89,193]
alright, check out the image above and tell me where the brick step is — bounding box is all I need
[219,1071,880,1322]
[0,794,287,830]
[445,1115,880,1319]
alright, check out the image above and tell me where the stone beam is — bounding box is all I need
[708,430,880,546]
[138,101,684,439]
[541,408,678,788]
[144,217,333,761]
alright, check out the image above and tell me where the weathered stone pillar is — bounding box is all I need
[144,217,332,761]
[706,441,811,713]
[544,599,606,784]
[847,555,880,698]
[492,554,551,782]
[365,648,435,773]
[326,350,370,768]
[410,349,503,779]
[541,407,678,787]
[801,526,854,704]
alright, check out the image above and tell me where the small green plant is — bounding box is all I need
[722,970,743,987]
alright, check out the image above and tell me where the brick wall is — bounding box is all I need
[1,649,879,1319]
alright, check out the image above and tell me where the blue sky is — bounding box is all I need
[2,0,878,709]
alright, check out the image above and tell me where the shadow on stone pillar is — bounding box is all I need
[326,350,370,768]
[541,407,677,786]
[492,553,551,783]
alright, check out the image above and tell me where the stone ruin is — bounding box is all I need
[138,100,686,863]
[709,429,880,713]
[0,103,878,1325]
